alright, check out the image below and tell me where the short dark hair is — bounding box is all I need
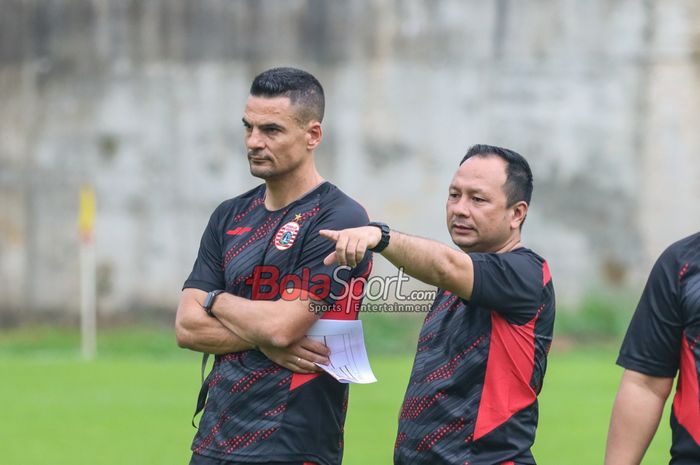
[250,67,325,124]
[460,144,533,207]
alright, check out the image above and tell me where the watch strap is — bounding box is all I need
[368,222,391,253]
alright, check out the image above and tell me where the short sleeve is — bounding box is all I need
[617,248,683,377]
[290,203,371,306]
[468,250,546,324]
[182,204,227,292]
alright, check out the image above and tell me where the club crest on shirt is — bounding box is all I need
[274,221,300,251]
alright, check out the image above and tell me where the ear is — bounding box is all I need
[306,121,322,150]
[510,201,528,230]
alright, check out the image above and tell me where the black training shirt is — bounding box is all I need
[184,182,371,465]
[395,247,555,465]
[618,232,700,465]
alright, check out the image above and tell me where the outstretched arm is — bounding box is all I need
[320,226,475,300]
[604,369,673,465]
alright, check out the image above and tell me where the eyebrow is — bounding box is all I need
[449,184,485,192]
[241,118,284,131]
[259,123,284,131]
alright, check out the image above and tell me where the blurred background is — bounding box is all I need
[1,1,699,464]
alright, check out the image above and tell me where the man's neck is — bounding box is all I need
[494,236,523,254]
[264,168,324,211]
[462,235,523,254]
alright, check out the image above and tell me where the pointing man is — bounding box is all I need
[321,145,555,465]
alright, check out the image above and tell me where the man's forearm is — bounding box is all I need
[605,370,673,465]
[177,317,255,354]
[211,292,317,348]
[175,288,255,354]
[382,231,474,299]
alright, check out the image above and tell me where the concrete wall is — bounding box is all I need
[1,0,699,322]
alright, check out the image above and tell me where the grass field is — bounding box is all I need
[0,327,672,465]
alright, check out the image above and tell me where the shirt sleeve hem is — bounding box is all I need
[468,255,484,304]
[182,280,222,293]
[616,354,677,378]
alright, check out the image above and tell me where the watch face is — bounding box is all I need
[203,290,223,317]
[205,290,222,309]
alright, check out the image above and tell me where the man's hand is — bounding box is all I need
[259,336,331,374]
[319,226,381,267]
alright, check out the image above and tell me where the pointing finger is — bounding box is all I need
[319,229,339,242]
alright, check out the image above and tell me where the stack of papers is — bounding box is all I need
[307,319,377,384]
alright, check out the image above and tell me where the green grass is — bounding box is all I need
[0,327,673,464]
[533,347,672,464]
[1,357,199,464]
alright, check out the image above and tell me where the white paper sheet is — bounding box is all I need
[306,319,377,384]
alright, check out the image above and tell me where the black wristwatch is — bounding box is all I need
[203,289,225,317]
[368,222,391,253]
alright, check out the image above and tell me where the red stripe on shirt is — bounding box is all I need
[473,310,539,440]
[289,262,372,391]
[542,261,551,287]
[672,332,700,444]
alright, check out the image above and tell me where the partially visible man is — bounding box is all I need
[175,67,372,465]
[605,232,700,465]
[321,145,555,465]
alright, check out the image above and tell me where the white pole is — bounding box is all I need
[79,186,97,360]
[80,237,97,359]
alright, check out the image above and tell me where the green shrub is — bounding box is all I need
[555,291,637,343]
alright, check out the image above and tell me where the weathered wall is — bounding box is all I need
[1,0,699,322]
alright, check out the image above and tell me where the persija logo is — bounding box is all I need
[243,265,435,302]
